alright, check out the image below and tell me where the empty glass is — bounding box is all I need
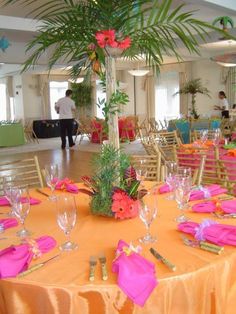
[13,187,31,238]
[45,164,59,200]
[56,195,78,251]
[138,190,157,244]
[212,129,221,146]
[136,159,147,188]
[165,161,178,200]
[177,167,192,178]
[200,129,208,145]
[174,176,192,223]
[3,177,19,216]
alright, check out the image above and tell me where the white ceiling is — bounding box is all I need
[0,0,236,77]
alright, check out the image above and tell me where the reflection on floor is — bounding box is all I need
[0,137,145,182]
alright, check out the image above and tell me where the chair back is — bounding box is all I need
[130,154,162,182]
[0,156,44,194]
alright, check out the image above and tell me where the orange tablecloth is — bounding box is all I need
[1,183,236,314]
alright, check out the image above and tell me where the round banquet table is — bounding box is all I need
[0,183,236,314]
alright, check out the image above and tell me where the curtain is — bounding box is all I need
[225,67,236,107]
[39,75,50,119]
[179,72,188,115]
[0,76,11,120]
[144,74,155,119]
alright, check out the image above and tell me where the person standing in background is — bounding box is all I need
[55,89,76,149]
[214,91,229,118]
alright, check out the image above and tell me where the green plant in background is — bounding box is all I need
[213,16,234,31]
[174,78,211,119]
[71,83,93,108]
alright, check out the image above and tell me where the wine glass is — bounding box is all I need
[13,187,31,238]
[165,161,178,200]
[200,129,208,145]
[174,175,192,223]
[56,195,78,251]
[3,176,19,217]
[45,164,59,200]
[212,129,220,146]
[138,190,157,244]
[177,167,192,178]
[136,159,147,188]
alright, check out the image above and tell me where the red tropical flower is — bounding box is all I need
[111,189,139,219]
[95,29,118,48]
[117,36,131,49]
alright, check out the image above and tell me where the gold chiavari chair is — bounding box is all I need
[191,129,222,142]
[220,118,232,138]
[130,154,162,182]
[173,146,206,186]
[149,117,159,133]
[75,117,92,144]
[136,118,149,139]
[0,156,44,195]
[140,137,159,155]
[23,119,39,144]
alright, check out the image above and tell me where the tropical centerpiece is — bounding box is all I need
[81,144,144,219]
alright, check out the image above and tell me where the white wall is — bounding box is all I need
[191,60,225,116]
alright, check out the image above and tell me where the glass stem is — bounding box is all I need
[65,231,71,244]
[145,224,151,238]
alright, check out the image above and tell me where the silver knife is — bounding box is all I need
[150,248,176,271]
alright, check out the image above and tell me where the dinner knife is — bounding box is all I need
[150,248,176,272]
[18,254,60,277]
[36,188,50,197]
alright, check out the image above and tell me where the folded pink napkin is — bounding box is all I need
[221,200,236,214]
[55,178,79,194]
[0,235,56,278]
[0,196,41,206]
[189,185,227,201]
[192,201,216,213]
[158,184,170,194]
[178,219,236,246]
[0,218,18,229]
[112,240,158,307]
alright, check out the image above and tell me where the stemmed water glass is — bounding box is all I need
[138,190,157,244]
[174,175,192,223]
[13,187,31,238]
[136,159,147,188]
[212,129,221,146]
[56,195,78,251]
[200,129,208,145]
[3,177,19,216]
[165,161,178,200]
[45,164,59,200]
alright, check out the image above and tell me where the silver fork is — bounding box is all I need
[89,256,97,282]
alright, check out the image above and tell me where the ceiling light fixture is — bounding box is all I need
[128,69,149,76]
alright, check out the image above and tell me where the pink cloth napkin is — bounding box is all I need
[0,235,57,278]
[189,185,227,201]
[0,218,18,229]
[55,178,79,194]
[158,184,170,194]
[0,196,41,206]
[178,219,236,246]
[192,201,216,213]
[112,240,158,307]
[221,200,236,214]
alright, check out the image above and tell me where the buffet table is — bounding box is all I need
[0,123,25,147]
[33,120,78,138]
[0,183,236,314]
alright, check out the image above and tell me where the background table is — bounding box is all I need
[0,183,236,314]
[33,120,78,138]
[0,123,25,147]
[168,119,221,143]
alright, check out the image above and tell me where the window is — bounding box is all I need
[49,81,68,119]
[96,80,106,119]
[0,83,7,120]
[155,71,180,122]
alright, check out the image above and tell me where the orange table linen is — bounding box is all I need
[0,183,236,314]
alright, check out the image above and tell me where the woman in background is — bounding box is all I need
[214,91,229,118]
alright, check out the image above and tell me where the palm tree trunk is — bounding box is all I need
[105,56,120,149]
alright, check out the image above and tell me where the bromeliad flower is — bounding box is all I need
[95,29,118,48]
